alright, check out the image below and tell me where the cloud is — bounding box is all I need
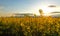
[0,6,4,10]
[0,5,5,12]
[48,5,56,7]
[0,5,5,16]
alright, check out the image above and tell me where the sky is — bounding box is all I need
[0,0,60,16]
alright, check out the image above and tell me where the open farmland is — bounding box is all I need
[0,17,60,36]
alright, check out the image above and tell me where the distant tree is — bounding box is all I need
[34,14,36,17]
[39,9,43,16]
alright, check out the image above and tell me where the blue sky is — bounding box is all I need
[0,0,60,16]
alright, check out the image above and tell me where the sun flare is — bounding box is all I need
[35,5,54,16]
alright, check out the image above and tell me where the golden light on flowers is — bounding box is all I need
[0,16,60,36]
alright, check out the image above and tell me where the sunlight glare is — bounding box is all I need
[35,5,54,16]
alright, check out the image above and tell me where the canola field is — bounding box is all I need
[0,17,60,36]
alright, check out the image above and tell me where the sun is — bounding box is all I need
[40,5,53,13]
[31,3,55,16]
[36,5,54,16]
